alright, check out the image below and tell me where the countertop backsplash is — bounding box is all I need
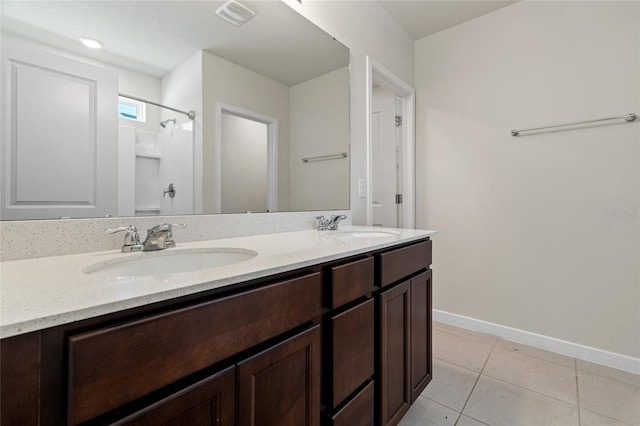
[0,210,351,261]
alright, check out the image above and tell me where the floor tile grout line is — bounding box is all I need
[433,355,485,374]
[575,365,640,387]
[436,324,640,426]
[453,333,499,425]
[579,407,637,426]
[480,371,582,408]
[436,323,640,385]
[419,396,467,425]
[437,324,578,371]
[479,364,579,406]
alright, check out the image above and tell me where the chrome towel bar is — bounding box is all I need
[301,152,348,163]
[510,113,636,136]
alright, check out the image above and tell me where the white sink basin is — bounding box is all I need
[330,230,399,238]
[84,248,257,278]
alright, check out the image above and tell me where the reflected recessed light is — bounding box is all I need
[80,37,102,49]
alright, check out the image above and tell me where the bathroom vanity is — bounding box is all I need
[0,228,435,425]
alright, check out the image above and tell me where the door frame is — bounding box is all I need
[214,102,278,213]
[365,56,415,228]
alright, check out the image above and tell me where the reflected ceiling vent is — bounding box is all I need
[216,0,256,26]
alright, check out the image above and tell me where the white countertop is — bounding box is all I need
[0,226,436,338]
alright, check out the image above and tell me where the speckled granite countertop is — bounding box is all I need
[0,226,436,338]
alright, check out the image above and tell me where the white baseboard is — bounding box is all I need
[433,310,640,375]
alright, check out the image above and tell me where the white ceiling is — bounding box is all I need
[0,1,349,85]
[378,0,517,40]
[1,0,518,84]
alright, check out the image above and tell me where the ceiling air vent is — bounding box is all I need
[216,0,256,26]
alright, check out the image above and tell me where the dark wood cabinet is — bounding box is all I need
[67,273,322,424]
[0,238,432,426]
[238,325,321,426]
[331,381,375,426]
[331,298,375,407]
[379,281,411,426]
[113,366,235,426]
[377,243,433,426]
[410,271,433,403]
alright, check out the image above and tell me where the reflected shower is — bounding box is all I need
[160,118,177,128]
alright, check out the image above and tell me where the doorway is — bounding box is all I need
[214,103,278,213]
[366,57,416,228]
[371,86,402,227]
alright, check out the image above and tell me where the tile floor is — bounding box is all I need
[399,322,640,426]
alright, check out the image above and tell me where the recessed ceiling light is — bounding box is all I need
[80,37,102,49]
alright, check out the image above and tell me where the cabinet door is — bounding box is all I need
[379,281,411,426]
[410,270,433,403]
[332,298,374,407]
[238,325,321,426]
[114,366,235,426]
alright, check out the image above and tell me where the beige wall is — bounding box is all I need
[283,0,414,224]
[415,1,640,357]
[289,67,350,211]
[202,51,290,213]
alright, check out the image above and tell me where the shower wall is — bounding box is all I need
[159,121,195,216]
[117,125,194,217]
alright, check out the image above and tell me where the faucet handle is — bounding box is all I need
[106,225,141,251]
[328,215,347,230]
[106,225,136,234]
[165,223,187,248]
[314,215,327,230]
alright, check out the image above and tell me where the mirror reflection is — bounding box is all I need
[0,1,350,220]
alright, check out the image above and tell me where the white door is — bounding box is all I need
[214,103,277,214]
[371,86,401,227]
[1,37,118,220]
[220,112,268,213]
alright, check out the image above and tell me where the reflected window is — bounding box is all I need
[118,96,146,122]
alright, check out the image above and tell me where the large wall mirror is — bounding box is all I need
[0,1,350,220]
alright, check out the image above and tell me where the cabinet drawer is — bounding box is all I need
[377,240,432,288]
[332,298,374,407]
[331,381,374,426]
[331,257,374,308]
[68,273,322,425]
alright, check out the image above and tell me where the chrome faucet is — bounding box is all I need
[314,215,347,231]
[106,225,142,252]
[141,223,187,251]
[106,223,186,252]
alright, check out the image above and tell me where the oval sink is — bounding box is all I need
[330,230,399,238]
[84,248,257,278]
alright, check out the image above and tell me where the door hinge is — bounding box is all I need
[395,115,402,127]
[395,194,403,204]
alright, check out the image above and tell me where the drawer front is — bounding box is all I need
[68,273,322,425]
[377,240,432,288]
[332,298,374,407]
[331,381,374,426]
[331,257,375,308]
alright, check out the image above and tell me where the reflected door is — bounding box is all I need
[220,113,268,213]
[1,38,118,220]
